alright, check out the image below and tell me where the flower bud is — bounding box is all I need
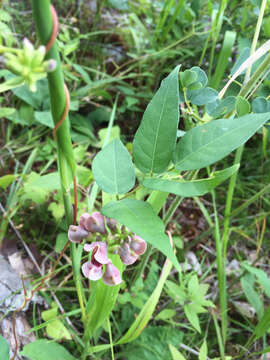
[68,225,89,243]
[43,59,57,72]
[23,38,34,52]
[79,212,106,234]
[23,38,34,65]
[130,235,147,255]
[103,262,122,286]
[118,241,138,265]
[106,218,117,231]
[31,45,46,67]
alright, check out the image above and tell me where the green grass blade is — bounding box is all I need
[211,31,236,89]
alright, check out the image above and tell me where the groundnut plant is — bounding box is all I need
[1,0,270,359]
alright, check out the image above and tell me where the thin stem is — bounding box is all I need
[108,317,115,360]
[212,310,225,359]
[164,196,184,226]
[211,190,226,351]
[222,146,244,260]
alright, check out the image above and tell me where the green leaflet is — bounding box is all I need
[20,340,75,360]
[133,65,180,174]
[143,165,239,197]
[174,113,270,171]
[92,139,135,194]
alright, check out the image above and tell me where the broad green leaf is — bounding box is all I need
[133,65,180,174]
[92,139,135,194]
[85,254,123,335]
[143,165,239,196]
[169,344,187,360]
[0,174,17,189]
[254,306,270,339]
[184,304,201,333]
[199,340,208,360]
[0,336,9,360]
[102,199,181,271]
[20,340,76,360]
[174,113,270,171]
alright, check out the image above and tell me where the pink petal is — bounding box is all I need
[79,213,91,230]
[68,225,89,243]
[130,235,147,255]
[118,242,138,265]
[102,262,122,286]
[80,212,106,234]
[84,242,110,264]
[81,261,103,281]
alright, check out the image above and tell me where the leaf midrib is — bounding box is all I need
[150,79,171,173]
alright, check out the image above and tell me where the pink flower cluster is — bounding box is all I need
[82,242,121,286]
[67,212,147,286]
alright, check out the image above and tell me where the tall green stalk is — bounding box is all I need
[31,0,86,321]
